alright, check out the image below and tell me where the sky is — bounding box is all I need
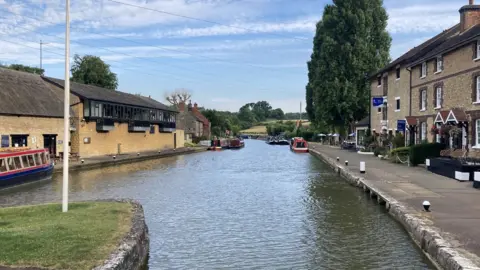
[0,0,466,113]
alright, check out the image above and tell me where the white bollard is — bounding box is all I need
[423,201,431,212]
[426,159,430,167]
[113,156,116,160]
[336,157,340,162]
[345,160,348,166]
[81,159,84,164]
[360,161,365,174]
[137,153,140,156]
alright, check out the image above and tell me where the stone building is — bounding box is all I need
[43,77,183,158]
[177,101,204,143]
[0,67,183,158]
[0,67,74,156]
[370,0,480,150]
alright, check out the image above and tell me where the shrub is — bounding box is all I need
[389,146,410,163]
[392,133,405,148]
[373,146,387,157]
[409,143,446,166]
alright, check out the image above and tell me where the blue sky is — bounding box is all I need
[0,0,466,112]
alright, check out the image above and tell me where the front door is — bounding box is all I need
[174,133,177,149]
[43,135,57,156]
[11,134,28,147]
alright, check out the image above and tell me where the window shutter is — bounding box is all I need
[425,90,428,109]
[433,88,437,108]
[473,78,476,102]
[434,59,437,72]
[474,41,478,60]
[419,90,422,110]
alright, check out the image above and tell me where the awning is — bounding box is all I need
[348,132,356,137]
[332,133,339,137]
[406,116,417,126]
[434,110,449,124]
[318,134,326,137]
[446,108,468,123]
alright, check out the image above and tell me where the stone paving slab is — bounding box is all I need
[310,144,480,269]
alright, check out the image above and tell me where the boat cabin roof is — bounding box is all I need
[0,148,48,158]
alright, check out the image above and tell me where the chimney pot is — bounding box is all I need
[460,0,480,32]
[178,101,185,112]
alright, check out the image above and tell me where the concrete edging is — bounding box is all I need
[93,199,149,270]
[309,149,480,270]
[54,147,207,173]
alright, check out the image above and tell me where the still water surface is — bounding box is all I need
[0,140,433,269]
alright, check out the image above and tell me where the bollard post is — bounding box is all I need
[345,160,348,166]
[113,156,116,160]
[336,157,340,162]
[81,159,84,164]
[426,159,430,167]
[137,153,140,156]
[423,201,431,212]
[360,161,365,174]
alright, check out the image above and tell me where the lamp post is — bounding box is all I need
[62,0,71,213]
[40,40,49,71]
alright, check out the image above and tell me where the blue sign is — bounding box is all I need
[372,97,384,107]
[1,135,9,148]
[397,120,406,132]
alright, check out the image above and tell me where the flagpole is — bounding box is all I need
[62,0,70,213]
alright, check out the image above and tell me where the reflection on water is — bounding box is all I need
[0,140,433,269]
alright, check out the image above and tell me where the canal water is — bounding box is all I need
[0,140,433,269]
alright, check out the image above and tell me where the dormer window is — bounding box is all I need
[421,62,427,78]
[435,56,443,73]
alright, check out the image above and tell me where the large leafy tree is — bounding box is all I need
[71,54,118,90]
[306,0,391,131]
[252,101,272,121]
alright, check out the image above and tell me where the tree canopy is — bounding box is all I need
[165,89,192,106]
[306,0,391,132]
[1,64,44,75]
[71,54,118,90]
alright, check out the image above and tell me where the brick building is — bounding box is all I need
[177,101,204,142]
[370,0,480,150]
[0,67,183,158]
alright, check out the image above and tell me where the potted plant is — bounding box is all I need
[440,125,452,137]
[449,126,462,137]
[430,125,439,136]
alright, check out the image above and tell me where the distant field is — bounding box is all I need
[261,119,311,126]
[240,125,268,134]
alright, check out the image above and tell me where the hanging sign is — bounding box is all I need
[372,97,384,107]
[397,120,406,132]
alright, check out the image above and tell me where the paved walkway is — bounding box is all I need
[310,144,480,263]
[53,147,207,172]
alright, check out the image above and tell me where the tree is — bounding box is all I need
[269,108,285,120]
[165,88,192,106]
[252,101,272,121]
[71,54,118,90]
[306,0,391,131]
[3,64,44,75]
[238,103,256,124]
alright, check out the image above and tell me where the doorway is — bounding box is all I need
[174,133,177,149]
[11,134,28,147]
[43,134,57,156]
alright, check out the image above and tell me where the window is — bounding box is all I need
[0,158,7,172]
[477,77,480,102]
[377,107,381,113]
[421,122,427,141]
[13,157,22,169]
[377,76,382,86]
[21,156,28,168]
[6,158,15,170]
[476,119,480,146]
[421,89,427,110]
[436,87,442,108]
[396,68,400,79]
[436,57,443,72]
[477,41,480,59]
[421,62,427,78]
[27,155,35,166]
[40,153,47,165]
[34,153,41,165]
[395,97,400,111]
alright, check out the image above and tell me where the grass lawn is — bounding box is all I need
[0,201,133,270]
[240,125,268,134]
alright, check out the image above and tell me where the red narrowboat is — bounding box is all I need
[229,138,245,149]
[290,138,309,153]
[0,148,54,188]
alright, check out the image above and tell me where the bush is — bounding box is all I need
[392,133,405,148]
[409,143,446,166]
[389,146,410,163]
[184,142,197,147]
[373,146,387,157]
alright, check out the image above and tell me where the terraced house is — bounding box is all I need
[0,67,183,158]
[370,0,480,151]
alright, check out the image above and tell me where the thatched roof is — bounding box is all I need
[0,68,66,117]
[43,77,176,112]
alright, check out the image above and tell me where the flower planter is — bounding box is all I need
[427,157,478,182]
[474,172,480,189]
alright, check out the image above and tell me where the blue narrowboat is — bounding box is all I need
[0,148,54,188]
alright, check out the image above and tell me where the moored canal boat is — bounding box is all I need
[229,138,245,149]
[0,148,54,188]
[290,138,309,153]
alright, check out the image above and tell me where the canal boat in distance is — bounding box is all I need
[0,148,54,188]
[290,138,309,153]
[229,138,245,149]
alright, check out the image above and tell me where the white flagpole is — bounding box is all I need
[62,0,70,213]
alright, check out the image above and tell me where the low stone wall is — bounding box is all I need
[93,199,149,270]
[309,149,480,270]
[54,147,207,173]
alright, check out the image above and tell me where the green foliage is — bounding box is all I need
[71,54,118,90]
[389,146,410,163]
[306,0,391,130]
[392,133,405,148]
[373,146,387,157]
[2,64,44,75]
[269,108,285,120]
[409,143,446,166]
[284,112,308,120]
[266,121,296,136]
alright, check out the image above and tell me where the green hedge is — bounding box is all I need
[409,143,446,166]
[389,146,410,163]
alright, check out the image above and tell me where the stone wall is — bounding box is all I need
[308,148,480,270]
[93,199,149,270]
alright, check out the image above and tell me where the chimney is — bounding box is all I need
[193,102,198,113]
[187,100,193,111]
[178,101,185,112]
[460,0,480,32]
